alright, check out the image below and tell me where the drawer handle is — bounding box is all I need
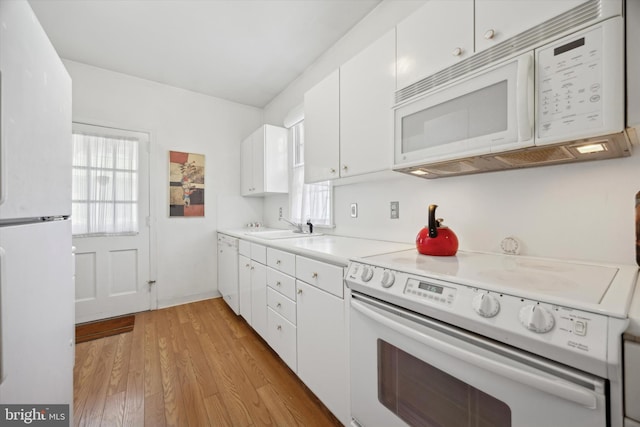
[277,325,282,331]
[312,272,318,279]
[277,303,282,308]
[276,260,281,265]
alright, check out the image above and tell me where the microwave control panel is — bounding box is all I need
[537,23,604,138]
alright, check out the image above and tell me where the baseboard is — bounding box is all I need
[157,291,220,310]
[75,314,135,343]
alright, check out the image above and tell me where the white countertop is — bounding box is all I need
[219,228,414,266]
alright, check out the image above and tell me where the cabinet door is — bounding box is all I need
[240,134,254,196]
[250,261,267,340]
[475,0,589,52]
[304,69,340,183]
[340,29,396,178]
[239,254,251,322]
[296,280,348,425]
[396,0,473,89]
[251,128,265,194]
[267,308,297,372]
[263,125,289,193]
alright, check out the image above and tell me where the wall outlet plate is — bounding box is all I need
[390,201,399,219]
[350,203,358,218]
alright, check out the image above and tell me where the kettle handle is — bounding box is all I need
[428,204,438,238]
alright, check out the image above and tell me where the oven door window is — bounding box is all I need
[378,339,511,426]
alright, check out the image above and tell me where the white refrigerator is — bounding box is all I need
[0,0,74,413]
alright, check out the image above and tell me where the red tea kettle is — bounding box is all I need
[416,204,459,256]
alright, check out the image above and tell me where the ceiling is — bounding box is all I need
[29,0,382,108]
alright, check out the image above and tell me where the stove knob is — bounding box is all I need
[361,266,374,282]
[472,293,500,318]
[381,271,396,288]
[519,304,555,333]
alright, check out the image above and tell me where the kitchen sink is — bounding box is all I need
[244,229,323,240]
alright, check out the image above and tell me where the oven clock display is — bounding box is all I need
[404,278,455,306]
[418,282,444,294]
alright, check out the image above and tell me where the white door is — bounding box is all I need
[72,123,154,323]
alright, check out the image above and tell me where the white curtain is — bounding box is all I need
[288,120,332,226]
[72,132,139,236]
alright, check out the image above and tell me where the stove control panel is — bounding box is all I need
[345,261,613,370]
[405,278,455,306]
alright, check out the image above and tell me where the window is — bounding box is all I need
[72,124,145,236]
[289,121,333,227]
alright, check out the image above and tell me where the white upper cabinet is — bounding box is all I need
[304,30,397,183]
[241,124,288,196]
[304,69,340,183]
[340,29,396,178]
[396,0,473,90]
[475,0,590,52]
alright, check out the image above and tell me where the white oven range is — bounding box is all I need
[345,250,638,427]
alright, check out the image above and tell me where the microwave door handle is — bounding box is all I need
[352,299,598,409]
[516,53,534,142]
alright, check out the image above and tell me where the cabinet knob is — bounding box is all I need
[330,168,336,174]
[276,260,281,265]
[342,165,348,172]
[312,272,318,279]
[452,47,463,57]
[276,281,281,287]
[245,263,250,268]
[484,29,496,40]
[297,289,303,295]
[250,266,255,270]
[277,325,282,331]
[277,302,282,308]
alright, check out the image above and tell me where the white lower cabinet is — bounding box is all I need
[267,307,297,371]
[296,273,349,425]
[237,240,349,425]
[239,254,252,323]
[250,260,267,340]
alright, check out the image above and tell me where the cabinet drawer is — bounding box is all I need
[267,268,296,301]
[267,287,296,324]
[267,248,295,276]
[267,308,297,372]
[296,256,344,298]
[239,239,251,257]
[250,243,266,264]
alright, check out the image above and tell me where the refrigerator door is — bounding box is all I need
[0,0,72,220]
[0,219,74,405]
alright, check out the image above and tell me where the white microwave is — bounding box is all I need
[394,17,632,178]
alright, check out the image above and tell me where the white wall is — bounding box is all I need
[264,0,640,266]
[262,0,425,229]
[65,60,264,307]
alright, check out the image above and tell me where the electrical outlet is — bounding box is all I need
[390,201,399,219]
[279,207,283,219]
[350,203,358,218]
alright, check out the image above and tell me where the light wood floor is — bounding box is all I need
[73,298,343,426]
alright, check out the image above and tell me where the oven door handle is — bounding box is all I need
[352,299,598,409]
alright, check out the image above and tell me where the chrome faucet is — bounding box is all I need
[279,217,303,233]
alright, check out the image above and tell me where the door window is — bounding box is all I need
[378,339,511,426]
[72,124,144,236]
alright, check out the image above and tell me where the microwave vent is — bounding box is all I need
[423,160,479,175]
[494,146,574,166]
[395,0,603,105]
